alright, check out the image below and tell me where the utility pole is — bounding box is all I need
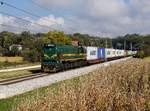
[130,42,132,51]
[105,39,108,62]
[106,39,108,49]
[124,40,126,50]
[124,40,126,58]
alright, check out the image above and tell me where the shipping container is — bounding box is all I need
[121,50,125,56]
[115,49,119,57]
[86,47,98,60]
[128,50,132,55]
[97,48,105,60]
[115,49,124,57]
[112,49,116,57]
[105,48,116,58]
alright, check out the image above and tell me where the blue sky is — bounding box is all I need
[0,0,150,37]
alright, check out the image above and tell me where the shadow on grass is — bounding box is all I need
[29,69,42,74]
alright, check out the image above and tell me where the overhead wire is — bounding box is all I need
[29,0,52,13]
[0,11,53,30]
[28,0,76,31]
[0,1,60,28]
[0,0,75,32]
[0,23,36,32]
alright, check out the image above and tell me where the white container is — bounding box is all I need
[121,50,125,56]
[128,50,132,55]
[105,48,116,58]
[115,49,125,57]
[86,47,98,60]
[115,49,119,57]
[112,49,116,57]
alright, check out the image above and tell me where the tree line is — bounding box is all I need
[113,34,150,57]
[0,31,150,62]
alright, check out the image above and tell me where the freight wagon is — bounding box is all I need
[85,47,105,64]
[41,44,136,72]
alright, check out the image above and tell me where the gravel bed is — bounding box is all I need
[0,57,131,99]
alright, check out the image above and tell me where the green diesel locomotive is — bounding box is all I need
[41,44,86,72]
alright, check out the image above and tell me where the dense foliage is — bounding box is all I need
[43,31,71,45]
[0,31,150,62]
[113,34,150,56]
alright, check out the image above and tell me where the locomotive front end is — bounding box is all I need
[41,44,61,72]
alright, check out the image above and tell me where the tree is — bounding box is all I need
[10,46,20,56]
[0,31,15,48]
[43,31,71,45]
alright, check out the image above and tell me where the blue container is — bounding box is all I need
[98,48,105,59]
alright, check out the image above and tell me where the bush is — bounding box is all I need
[9,47,21,56]
[143,45,150,57]
[135,50,145,58]
[22,49,40,62]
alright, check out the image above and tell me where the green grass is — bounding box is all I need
[0,56,40,69]
[0,68,41,80]
[0,76,82,111]
[0,61,40,69]
[0,61,41,79]
[0,62,22,69]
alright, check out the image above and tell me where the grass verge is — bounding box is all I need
[0,62,40,69]
[0,68,41,80]
[0,56,40,69]
[144,56,150,63]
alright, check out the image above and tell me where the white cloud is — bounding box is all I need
[0,14,64,33]
[85,0,128,18]
[1,0,150,37]
[36,15,64,26]
[0,14,15,25]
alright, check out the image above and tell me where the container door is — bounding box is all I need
[98,48,105,59]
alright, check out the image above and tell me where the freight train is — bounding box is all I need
[41,44,137,72]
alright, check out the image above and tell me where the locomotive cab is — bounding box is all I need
[41,44,61,72]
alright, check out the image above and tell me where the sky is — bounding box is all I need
[0,0,150,37]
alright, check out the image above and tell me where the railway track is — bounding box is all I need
[0,57,132,99]
[0,66,89,85]
[0,57,131,86]
[0,73,49,85]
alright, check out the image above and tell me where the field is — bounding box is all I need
[0,56,40,70]
[0,56,40,79]
[0,57,24,69]
[144,56,150,63]
[0,57,23,63]
[0,58,150,111]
